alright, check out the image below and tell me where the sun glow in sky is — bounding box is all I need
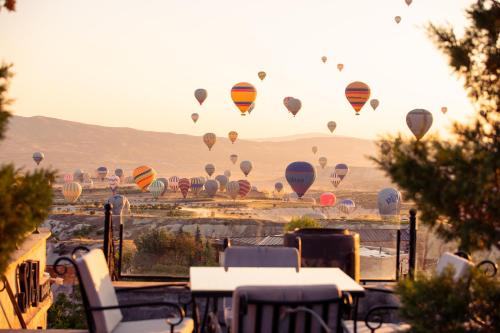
[0,0,477,140]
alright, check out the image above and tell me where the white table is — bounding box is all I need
[190,266,365,296]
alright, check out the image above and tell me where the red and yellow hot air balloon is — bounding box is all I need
[345,81,371,115]
[228,131,238,144]
[133,165,157,192]
[231,82,257,116]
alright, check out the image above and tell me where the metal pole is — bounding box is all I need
[396,229,401,280]
[103,203,112,263]
[409,209,417,280]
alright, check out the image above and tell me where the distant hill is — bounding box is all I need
[0,116,390,190]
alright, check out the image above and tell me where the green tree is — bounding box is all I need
[371,0,499,252]
[284,216,322,232]
[0,63,55,275]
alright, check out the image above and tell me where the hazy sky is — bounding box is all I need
[0,0,477,140]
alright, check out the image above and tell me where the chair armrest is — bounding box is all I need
[89,301,185,327]
[364,305,401,332]
[476,260,498,277]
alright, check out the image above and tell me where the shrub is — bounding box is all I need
[284,216,321,232]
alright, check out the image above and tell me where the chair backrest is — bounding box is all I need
[436,252,473,281]
[232,285,344,333]
[223,246,300,270]
[76,249,123,333]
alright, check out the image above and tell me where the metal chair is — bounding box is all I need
[232,285,352,333]
[54,247,193,333]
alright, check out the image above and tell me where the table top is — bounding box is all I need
[190,267,365,296]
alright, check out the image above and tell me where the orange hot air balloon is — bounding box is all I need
[231,82,257,116]
[203,133,217,151]
[133,165,157,192]
[228,131,238,144]
[337,64,344,71]
[345,81,371,115]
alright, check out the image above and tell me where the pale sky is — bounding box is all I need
[0,0,477,140]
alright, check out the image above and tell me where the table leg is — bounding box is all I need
[201,297,210,333]
[352,296,360,333]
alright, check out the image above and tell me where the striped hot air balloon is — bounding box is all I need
[203,133,216,151]
[32,152,44,165]
[156,177,169,196]
[238,179,251,198]
[285,162,316,198]
[205,164,215,178]
[169,176,179,192]
[228,131,238,144]
[178,178,190,198]
[231,82,257,116]
[338,199,356,215]
[62,182,82,203]
[330,172,342,188]
[406,109,433,140]
[133,165,157,192]
[345,81,371,115]
[215,174,228,192]
[96,166,108,181]
[226,181,240,200]
[190,177,204,196]
[109,175,120,194]
[334,164,349,181]
[64,173,73,183]
[149,179,165,199]
[204,179,219,198]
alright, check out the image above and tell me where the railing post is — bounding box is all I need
[103,203,117,280]
[396,229,401,280]
[408,209,417,280]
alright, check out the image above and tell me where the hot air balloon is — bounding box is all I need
[275,182,284,193]
[257,71,266,81]
[337,64,344,72]
[114,168,124,180]
[190,177,204,196]
[194,88,207,105]
[205,163,215,177]
[149,179,165,199]
[406,109,433,140]
[62,182,82,203]
[157,177,169,196]
[32,152,44,165]
[405,0,412,6]
[338,199,356,215]
[203,133,216,151]
[320,192,336,207]
[73,169,84,183]
[215,175,229,192]
[312,146,318,154]
[285,162,316,198]
[226,181,240,200]
[247,103,255,115]
[64,174,73,183]
[378,188,402,216]
[240,160,253,177]
[133,165,157,192]
[318,157,327,169]
[191,113,199,123]
[283,97,293,111]
[96,167,108,181]
[441,106,448,114]
[330,172,342,188]
[178,178,190,199]
[395,16,401,24]
[370,99,379,111]
[345,81,371,115]
[230,154,238,165]
[321,56,327,63]
[287,98,302,116]
[231,82,257,116]
[327,121,336,133]
[224,170,231,178]
[169,176,179,192]
[109,175,120,194]
[228,131,238,144]
[238,179,251,198]
[334,164,349,181]
[204,179,219,197]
